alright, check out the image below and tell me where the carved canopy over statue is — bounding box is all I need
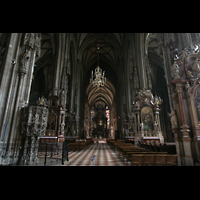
[23,33,41,57]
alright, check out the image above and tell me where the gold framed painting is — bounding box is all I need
[141,106,154,132]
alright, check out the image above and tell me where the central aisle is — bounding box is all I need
[65,142,126,166]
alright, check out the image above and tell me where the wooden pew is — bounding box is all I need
[131,153,177,166]
[68,140,93,152]
[166,155,178,166]
[120,148,146,162]
[132,154,144,166]
[143,154,155,166]
[112,142,130,152]
[154,154,166,165]
[126,151,168,164]
[117,145,143,157]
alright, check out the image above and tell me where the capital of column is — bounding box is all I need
[175,83,184,93]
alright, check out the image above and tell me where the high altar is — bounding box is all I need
[91,103,108,138]
[133,88,164,144]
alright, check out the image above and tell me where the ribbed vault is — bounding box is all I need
[78,33,123,77]
[86,78,115,107]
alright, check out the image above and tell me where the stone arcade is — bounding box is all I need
[0,33,200,166]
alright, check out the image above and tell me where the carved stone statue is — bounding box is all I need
[136,88,154,106]
[23,33,41,57]
[140,122,144,131]
[187,70,193,78]
[192,59,200,78]
[19,48,31,76]
[168,108,178,128]
[61,122,65,132]
[154,121,158,132]
[171,61,180,79]
[37,96,47,106]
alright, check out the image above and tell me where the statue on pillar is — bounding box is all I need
[171,61,180,79]
[168,108,178,128]
[140,122,144,131]
[19,48,31,76]
[153,121,158,132]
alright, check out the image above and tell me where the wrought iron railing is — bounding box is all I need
[0,141,69,166]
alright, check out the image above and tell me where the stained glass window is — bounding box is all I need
[106,106,110,129]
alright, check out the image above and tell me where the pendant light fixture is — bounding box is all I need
[90,33,106,88]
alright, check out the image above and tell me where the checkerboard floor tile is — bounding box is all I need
[65,143,126,166]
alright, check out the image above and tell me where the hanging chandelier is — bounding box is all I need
[89,33,106,88]
[90,66,106,88]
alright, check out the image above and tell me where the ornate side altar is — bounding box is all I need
[133,88,164,144]
[42,95,66,143]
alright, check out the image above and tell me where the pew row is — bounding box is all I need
[131,154,178,166]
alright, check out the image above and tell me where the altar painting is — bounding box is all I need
[47,114,56,130]
[141,107,154,132]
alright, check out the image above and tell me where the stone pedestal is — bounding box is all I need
[172,126,183,166]
[181,126,194,166]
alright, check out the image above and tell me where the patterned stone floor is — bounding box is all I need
[65,142,126,166]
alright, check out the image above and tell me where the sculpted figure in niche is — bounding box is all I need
[168,108,178,128]
[171,62,180,79]
[20,48,30,71]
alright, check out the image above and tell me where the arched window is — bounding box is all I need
[106,106,110,129]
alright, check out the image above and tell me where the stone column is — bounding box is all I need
[171,127,184,166]
[0,33,22,144]
[153,106,164,143]
[9,33,41,144]
[175,82,193,165]
[186,91,200,163]
[23,33,41,106]
[168,82,186,165]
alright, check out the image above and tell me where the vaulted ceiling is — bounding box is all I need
[78,33,123,73]
[35,33,163,108]
[79,33,123,108]
[34,33,54,74]
[86,78,115,107]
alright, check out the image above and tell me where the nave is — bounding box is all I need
[65,142,126,166]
